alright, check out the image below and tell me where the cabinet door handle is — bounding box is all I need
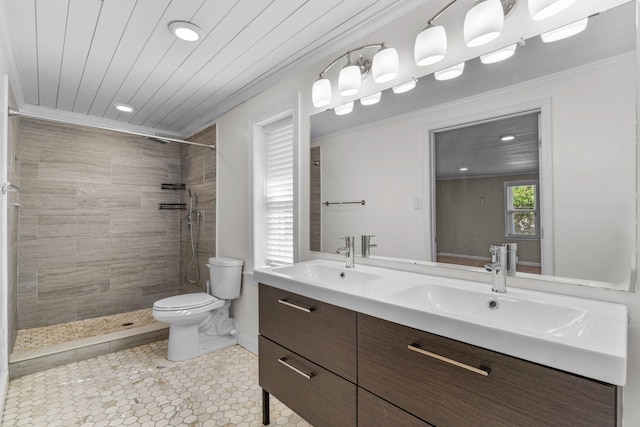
[277,299,314,313]
[278,357,315,379]
[408,344,491,377]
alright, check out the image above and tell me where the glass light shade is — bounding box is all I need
[464,0,504,48]
[414,25,447,66]
[434,62,465,81]
[372,47,399,83]
[392,79,417,94]
[529,0,577,21]
[541,18,588,43]
[360,92,381,106]
[312,78,332,108]
[480,43,517,64]
[334,102,354,116]
[338,63,361,96]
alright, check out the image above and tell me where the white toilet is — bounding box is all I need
[153,256,243,361]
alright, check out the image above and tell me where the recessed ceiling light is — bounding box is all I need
[500,134,516,141]
[168,21,203,42]
[114,103,135,113]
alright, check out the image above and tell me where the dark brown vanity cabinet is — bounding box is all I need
[258,284,619,427]
[358,314,618,427]
[258,284,357,426]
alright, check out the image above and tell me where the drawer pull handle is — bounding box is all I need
[278,357,315,379]
[408,344,491,377]
[278,299,314,313]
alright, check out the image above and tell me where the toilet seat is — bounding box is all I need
[153,293,221,311]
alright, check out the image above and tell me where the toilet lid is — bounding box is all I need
[153,293,218,311]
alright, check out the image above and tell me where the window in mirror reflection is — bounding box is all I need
[505,180,539,238]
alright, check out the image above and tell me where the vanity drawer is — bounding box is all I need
[358,388,434,427]
[259,336,356,427]
[259,284,357,382]
[358,314,617,427]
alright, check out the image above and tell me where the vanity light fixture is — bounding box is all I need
[392,78,418,94]
[114,103,135,113]
[334,102,354,116]
[435,62,465,81]
[168,21,203,42]
[481,43,517,64]
[529,0,577,21]
[312,43,397,108]
[541,18,588,43]
[360,92,382,106]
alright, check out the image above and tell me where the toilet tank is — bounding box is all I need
[208,257,244,299]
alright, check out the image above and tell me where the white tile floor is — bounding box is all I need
[3,340,311,427]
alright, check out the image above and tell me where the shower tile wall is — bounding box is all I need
[179,125,216,292]
[16,118,183,329]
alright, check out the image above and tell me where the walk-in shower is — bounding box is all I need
[186,189,201,284]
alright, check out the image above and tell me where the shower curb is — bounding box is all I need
[9,323,169,379]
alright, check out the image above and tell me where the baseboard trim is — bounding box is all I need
[237,334,258,355]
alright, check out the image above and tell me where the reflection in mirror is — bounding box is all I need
[309,1,636,289]
[433,112,542,274]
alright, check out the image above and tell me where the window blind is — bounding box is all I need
[265,118,294,265]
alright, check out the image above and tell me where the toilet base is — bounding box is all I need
[166,326,238,361]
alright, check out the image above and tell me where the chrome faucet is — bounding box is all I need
[361,235,377,258]
[485,245,507,293]
[337,236,355,268]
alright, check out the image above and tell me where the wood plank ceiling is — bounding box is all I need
[2,0,425,136]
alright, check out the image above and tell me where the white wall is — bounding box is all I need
[214,5,640,427]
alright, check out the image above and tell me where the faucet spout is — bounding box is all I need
[337,236,355,268]
[485,245,507,293]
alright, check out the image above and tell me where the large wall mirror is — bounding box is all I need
[309,1,637,290]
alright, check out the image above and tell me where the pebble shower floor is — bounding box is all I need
[13,309,158,353]
[3,341,311,427]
